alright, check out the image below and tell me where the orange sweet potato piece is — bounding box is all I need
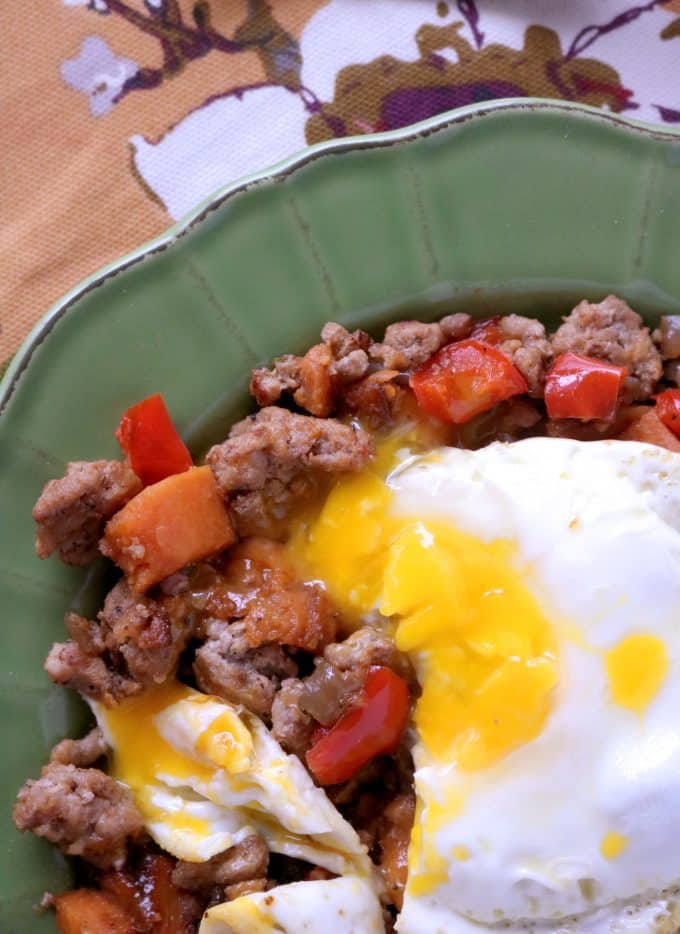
[141,854,198,934]
[101,466,236,592]
[54,889,135,934]
[100,870,147,930]
[101,855,199,934]
[377,793,415,911]
[618,407,680,452]
[294,343,334,417]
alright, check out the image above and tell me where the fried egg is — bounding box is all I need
[292,437,680,932]
[199,876,384,934]
[93,682,372,877]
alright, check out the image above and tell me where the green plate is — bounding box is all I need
[1,99,679,931]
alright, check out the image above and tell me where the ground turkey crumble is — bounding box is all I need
[13,762,143,870]
[207,406,374,537]
[551,295,662,402]
[33,460,141,565]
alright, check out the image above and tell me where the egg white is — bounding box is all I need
[389,439,680,932]
[93,686,373,877]
[199,876,385,934]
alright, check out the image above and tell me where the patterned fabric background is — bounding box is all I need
[2,0,680,363]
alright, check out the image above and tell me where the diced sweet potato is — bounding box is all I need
[99,871,147,930]
[54,889,135,934]
[618,407,680,452]
[100,855,201,933]
[378,794,415,911]
[101,466,236,592]
[294,343,334,417]
[141,854,198,934]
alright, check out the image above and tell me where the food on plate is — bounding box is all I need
[92,681,373,876]
[14,296,680,933]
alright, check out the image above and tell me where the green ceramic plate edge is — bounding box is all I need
[4,97,680,407]
[1,98,679,932]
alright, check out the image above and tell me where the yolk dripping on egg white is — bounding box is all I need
[287,439,562,898]
[600,830,629,861]
[406,789,466,897]
[100,681,253,837]
[605,633,669,715]
[288,442,559,771]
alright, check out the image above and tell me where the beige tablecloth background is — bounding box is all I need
[2,0,679,368]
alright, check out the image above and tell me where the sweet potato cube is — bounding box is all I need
[55,889,135,934]
[141,854,194,934]
[101,855,199,934]
[619,407,680,452]
[102,466,236,592]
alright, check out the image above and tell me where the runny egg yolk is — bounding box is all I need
[100,681,253,834]
[288,445,559,771]
[385,520,558,769]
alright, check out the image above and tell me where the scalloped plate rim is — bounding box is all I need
[2,96,680,415]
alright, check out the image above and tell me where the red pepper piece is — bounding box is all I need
[116,393,193,487]
[655,388,680,438]
[545,353,627,421]
[470,316,503,345]
[306,667,410,786]
[410,339,528,424]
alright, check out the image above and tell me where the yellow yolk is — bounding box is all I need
[193,705,254,773]
[103,681,212,784]
[605,634,669,714]
[412,788,468,896]
[451,845,470,861]
[385,521,558,769]
[289,441,559,771]
[295,470,392,617]
[600,831,628,860]
[100,681,252,834]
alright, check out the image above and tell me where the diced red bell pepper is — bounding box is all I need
[470,316,504,345]
[545,353,627,421]
[306,667,410,786]
[116,393,193,487]
[655,388,680,438]
[410,339,528,424]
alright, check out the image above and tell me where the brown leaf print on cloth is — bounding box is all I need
[2,0,677,362]
[305,23,633,143]
[662,0,680,38]
[234,0,302,88]
[61,0,306,110]
[654,0,680,123]
[657,1,680,118]
[661,17,680,37]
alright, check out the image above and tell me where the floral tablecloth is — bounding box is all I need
[2,0,679,364]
